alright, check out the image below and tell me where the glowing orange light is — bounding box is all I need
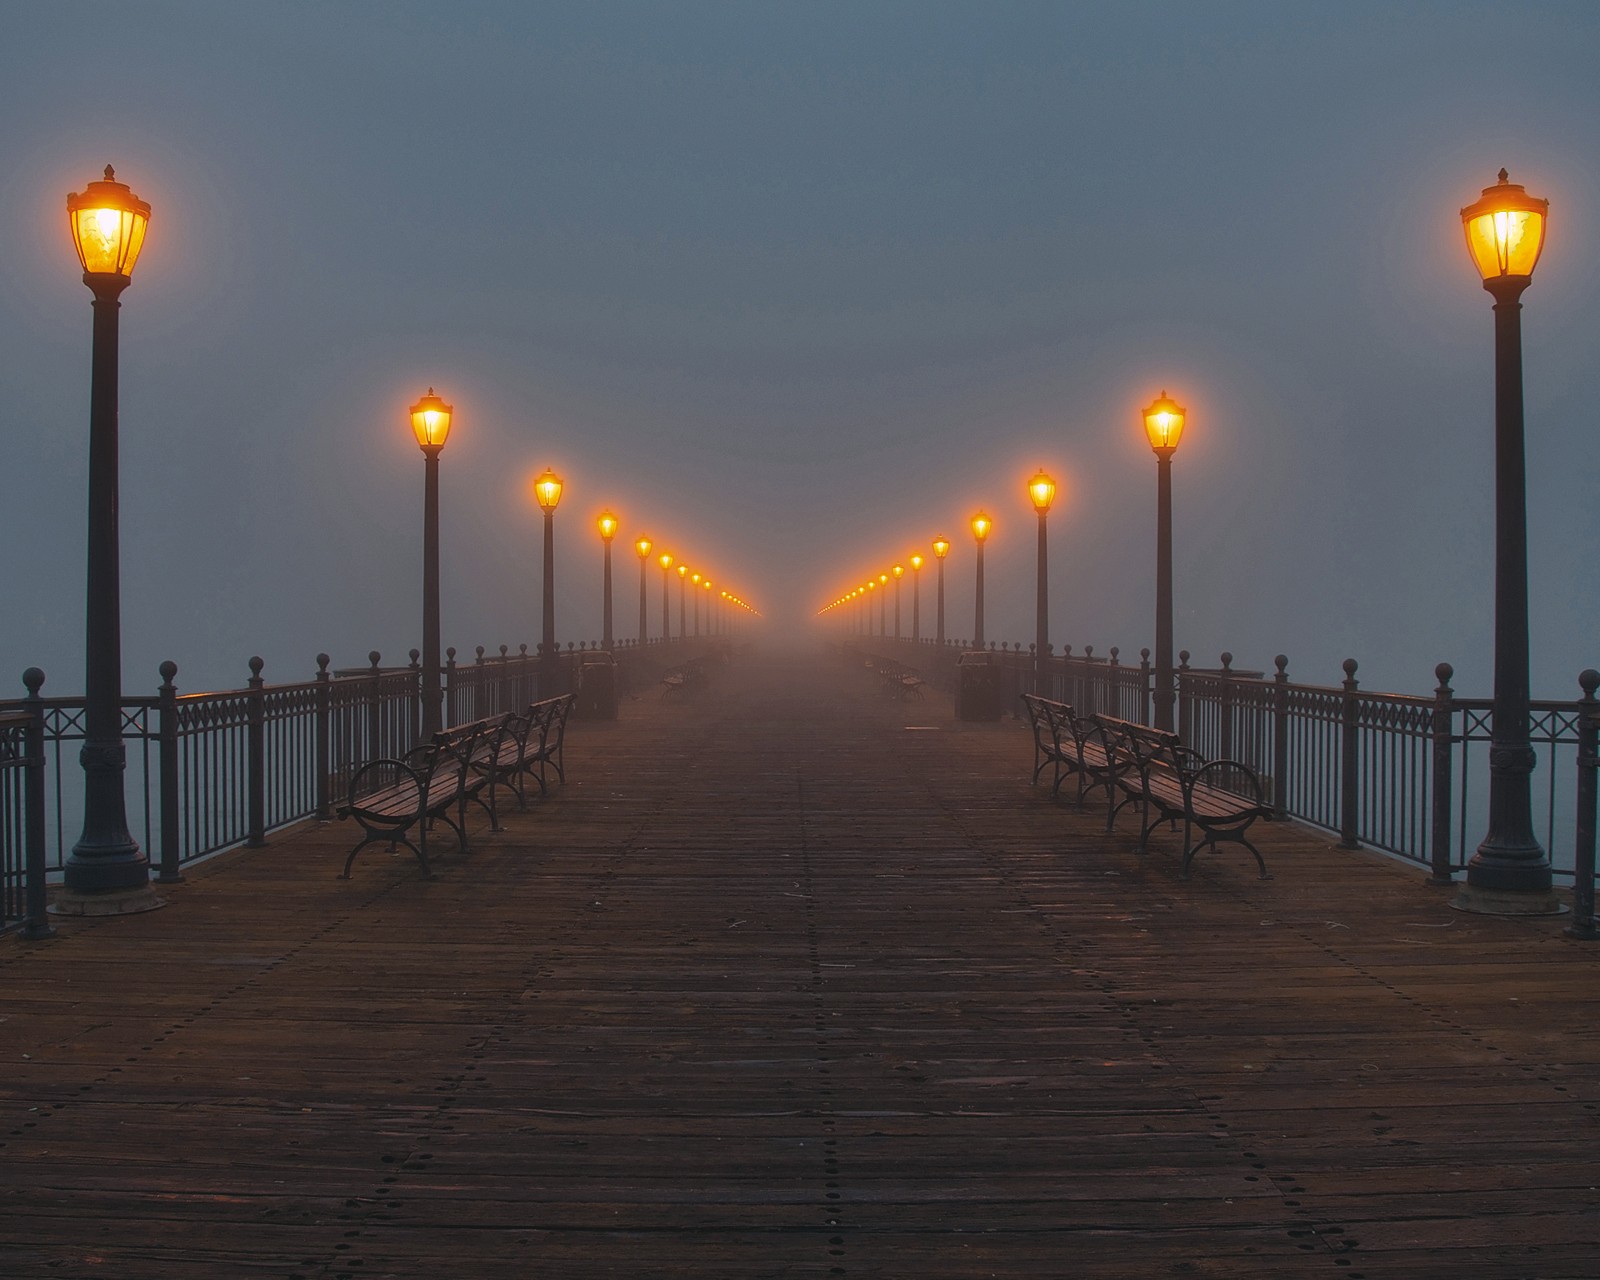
[1142,392,1185,455]
[67,165,150,279]
[636,534,653,559]
[596,510,618,541]
[1028,470,1056,514]
[533,468,563,513]
[1461,169,1548,281]
[659,552,674,571]
[932,536,951,560]
[409,388,453,454]
[971,511,992,543]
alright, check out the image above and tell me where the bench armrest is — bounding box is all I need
[1186,757,1266,805]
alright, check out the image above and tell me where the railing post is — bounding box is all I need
[1177,651,1192,745]
[246,656,267,848]
[314,653,332,820]
[409,648,422,739]
[21,668,55,940]
[367,651,383,763]
[1139,648,1151,726]
[157,661,182,882]
[1272,655,1290,819]
[1566,669,1599,941]
[1429,663,1456,885]
[1339,658,1361,850]
[443,647,457,729]
[1218,652,1235,761]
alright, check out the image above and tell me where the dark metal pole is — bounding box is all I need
[1567,669,1599,940]
[1465,275,1552,899]
[602,538,614,651]
[65,274,148,894]
[912,566,921,642]
[936,560,946,648]
[973,542,985,650]
[541,509,557,689]
[1153,451,1175,733]
[661,567,670,642]
[1035,510,1049,692]
[638,556,648,647]
[878,588,885,637]
[420,449,443,738]
[894,578,901,639]
[678,575,686,640]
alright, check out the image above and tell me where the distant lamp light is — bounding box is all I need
[67,166,150,280]
[534,468,563,513]
[597,510,618,542]
[910,553,924,570]
[1142,392,1186,456]
[636,534,653,560]
[892,564,904,579]
[971,511,992,543]
[659,552,674,571]
[1461,169,1548,282]
[409,388,453,455]
[932,536,951,560]
[1028,470,1056,514]
[678,564,688,579]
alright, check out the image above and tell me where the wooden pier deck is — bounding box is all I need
[3,646,1598,1278]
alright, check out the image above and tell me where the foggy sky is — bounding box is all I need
[3,0,1599,699]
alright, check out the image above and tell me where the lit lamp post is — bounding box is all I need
[691,572,702,636]
[411,388,453,739]
[658,552,674,641]
[867,580,877,635]
[910,554,923,641]
[1029,470,1056,691]
[635,535,653,646]
[597,510,618,651]
[932,536,950,646]
[1457,169,1557,912]
[878,573,889,635]
[534,468,563,688]
[63,165,153,901]
[677,564,688,638]
[1143,392,1184,731]
[704,579,713,634]
[970,512,992,649]
[892,564,904,638]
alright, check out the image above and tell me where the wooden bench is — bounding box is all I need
[661,657,714,698]
[336,713,512,879]
[519,694,575,796]
[1020,694,1115,808]
[1090,714,1273,880]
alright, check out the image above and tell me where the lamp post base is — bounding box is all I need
[50,884,167,918]
[1449,884,1566,917]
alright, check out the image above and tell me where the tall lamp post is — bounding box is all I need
[635,535,653,645]
[691,572,702,636]
[932,536,950,647]
[704,579,713,634]
[910,554,923,641]
[1143,392,1184,732]
[970,511,992,649]
[878,573,889,635]
[63,166,153,901]
[411,389,453,739]
[1457,169,1557,912]
[677,564,688,639]
[597,510,618,650]
[534,468,563,689]
[658,552,674,641]
[892,564,904,638]
[1029,470,1056,691]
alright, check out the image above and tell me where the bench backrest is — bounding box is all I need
[1091,714,1182,780]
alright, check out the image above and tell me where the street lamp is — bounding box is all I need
[892,564,904,639]
[909,553,924,641]
[658,552,674,641]
[704,578,713,635]
[677,563,688,639]
[1029,470,1056,691]
[932,536,950,647]
[597,510,618,650]
[970,511,992,649]
[878,572,889,635]
[64,165,153,900]
[635,535,653,646]
[1456,169,1556,911]
[534,467,563,687]
[1143,391,1184,731]
[410,388,453,738]
[691,571,702,636]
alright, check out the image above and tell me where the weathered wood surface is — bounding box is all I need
[3,647,1598,1277]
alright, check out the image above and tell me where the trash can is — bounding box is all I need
[956,650,1001,721]
[573,652,618,721]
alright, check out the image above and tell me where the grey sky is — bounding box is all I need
[3,0,1598,698]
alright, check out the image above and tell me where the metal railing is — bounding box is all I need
[0,635,714,936]
[850,633,1599,920]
